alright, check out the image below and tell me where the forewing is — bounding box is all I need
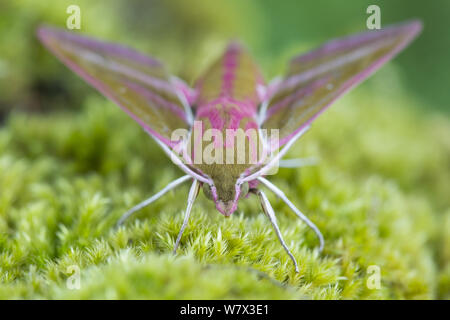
[37,26,192,148]
[261,20,422,147]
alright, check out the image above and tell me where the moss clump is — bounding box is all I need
[0,82,448,299]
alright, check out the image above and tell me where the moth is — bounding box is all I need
[37,20,422,271]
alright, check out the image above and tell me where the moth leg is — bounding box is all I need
[258,177,324,252]
[173,179,200,253]
[254,189,299,273]
[257,76,282,124]
[116,175,192,227]
[279,157,319,168]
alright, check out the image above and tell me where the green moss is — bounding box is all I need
[0,82,448,299]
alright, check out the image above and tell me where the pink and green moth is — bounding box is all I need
[37,20,422,272]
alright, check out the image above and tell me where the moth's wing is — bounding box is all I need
[37,26,193,148]
[261,20,422,147]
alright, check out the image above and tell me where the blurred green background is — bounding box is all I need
[0,0,449,117]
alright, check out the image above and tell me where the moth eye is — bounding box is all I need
[202,183,214,200]
[239,182,249,199]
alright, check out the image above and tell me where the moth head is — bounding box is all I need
[202,181,249,217]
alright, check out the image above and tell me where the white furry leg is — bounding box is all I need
[173,179,200,253]
[116,175,191,227]
[279,157,318,168]
[258,177,324,252]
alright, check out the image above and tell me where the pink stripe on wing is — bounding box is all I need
[293,20,422,64]
[221,43,240,97]
[38,26,162,67]
[37,27,179,149]
[265,76,331,119]
[122,80,188,121]
[279,21,422,146]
